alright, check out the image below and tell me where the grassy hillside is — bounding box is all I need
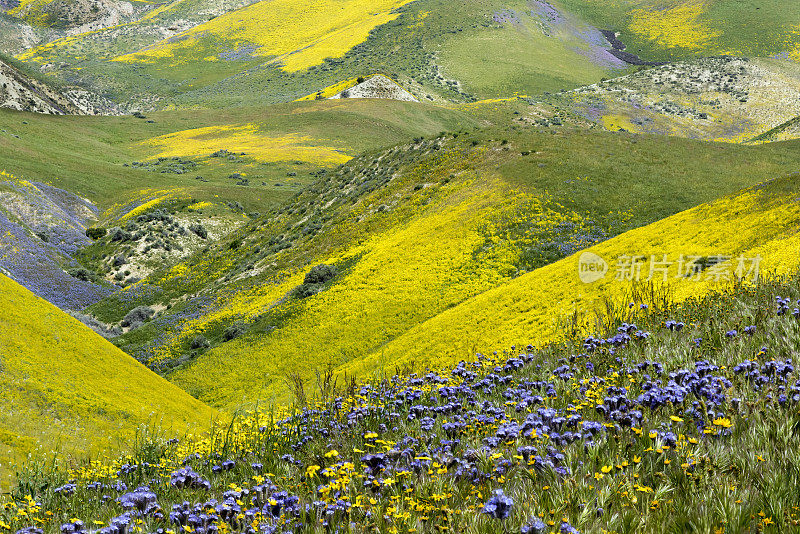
[112,0,416,71]
[0,98,478,212]
[0,98,479,311]
[81,127,800,409]
[5,0,625,108]
[9,0,800,110]
[556,0,800,62]
[0,273,215,488]
[342,160,800,375]
[0,175,119,309]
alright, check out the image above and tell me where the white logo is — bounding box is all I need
[578,252,608,283]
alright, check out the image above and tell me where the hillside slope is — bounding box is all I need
[344,163,800,375]
[0,273,214,487]
[0,176,116,309]
[10,0,800,111]
[556,0,800,63]
[81,127,800,409]
[0,98,479,311]
[0,98,478,211]
[4,0,138,31]
[0,57,84,114]
[551,56,800,143]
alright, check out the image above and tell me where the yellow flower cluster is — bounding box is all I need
[141,125,351,166]
[113,0,415,72]
[629,0,720,50]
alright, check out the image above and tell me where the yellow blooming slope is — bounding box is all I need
[166,158,545,408]
[629,0,720,50]
[341,174,800,375]
[0,274,214,483]
[7,0,56,26]
[141,125,351,165]
[114,0,415,71]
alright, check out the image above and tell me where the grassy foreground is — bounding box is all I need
[4,270,800,533]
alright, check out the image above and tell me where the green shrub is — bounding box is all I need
[189,335,210,350]
[304,264,337,285]
[222,322,248,341]
[121,306,155,329]
[189,223,208,239]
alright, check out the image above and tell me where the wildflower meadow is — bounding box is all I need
[6,272,800,534]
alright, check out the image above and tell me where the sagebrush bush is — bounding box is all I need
[303,264,337,285]
[189,223,208,239]
[222,322,248,341]
[120,306,155,329]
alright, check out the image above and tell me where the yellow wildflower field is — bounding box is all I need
[140,124,351,165]
[350,179,800,374]
[0,274,214,484]
[629,0,720,49]
[114,0,415,71]
[167,180,511,407]
[7,0,54,25]
[165,156,619,407]
[187,200,213,210]
[788,25,800,62]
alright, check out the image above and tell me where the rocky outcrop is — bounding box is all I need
[330,75,418,102]
[0,58,116,114]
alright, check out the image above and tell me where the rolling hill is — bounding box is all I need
[5,0,800,531]
[3,0,800,113]
[0,98,478,211]
[0,97,478,310]
[342,162,800,375]
[0,272,215,488]
[77,127,800,409]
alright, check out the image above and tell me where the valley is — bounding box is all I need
[3,1,800,532]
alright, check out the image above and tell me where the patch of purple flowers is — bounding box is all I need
[482,488,514,519]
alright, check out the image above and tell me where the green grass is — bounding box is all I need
[0,98,478,211]
[436,0,623,98]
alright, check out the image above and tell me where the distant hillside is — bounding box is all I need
[8,0,631,109]
[0,273,214,486]
[549,56,800,143]
[2,0,154,34]
[555,0,800,63]
[7,0,800,112]
[0,56,83,113]
[0,97,478,211]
